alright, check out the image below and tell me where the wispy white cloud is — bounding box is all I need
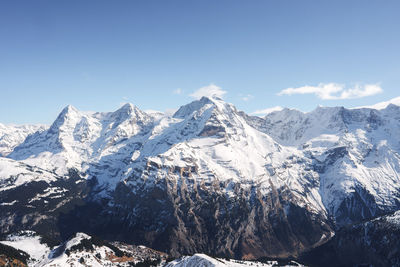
[173,88,183,95]
[251,106,283,116]
[278,83,383,100]
[339,84,383,99]
[189,84,227,99]
[241,94,254,101]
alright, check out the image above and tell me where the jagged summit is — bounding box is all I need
[260,97,400,121]
[118,102,136,111]
[56,104,79,116]
[48,105,82,133]
[8,102,153,177]
[112,103,145,120]
[172,96,231,119]
[63,104,78,113]
[55,104,81,121]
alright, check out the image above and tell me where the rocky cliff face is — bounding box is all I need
[300,210,400,267]
[1,97,400,264]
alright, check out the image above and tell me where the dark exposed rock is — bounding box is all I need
[0,170,89,242]
[0,242,29,266]
[38,177,333,260]
[299,211,400,267]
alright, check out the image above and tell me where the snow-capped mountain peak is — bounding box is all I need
[173,96,215,119]
[8,103,153,178]
[111,103,149,123]
[2,96,400,264]
[0,123,46,156]
[56,106,83,131]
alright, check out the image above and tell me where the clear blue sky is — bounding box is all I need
[1,0,399,124]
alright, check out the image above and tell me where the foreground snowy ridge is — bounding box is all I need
[0,231,169,266]
[166,253,304,267]
[0,232,304,267]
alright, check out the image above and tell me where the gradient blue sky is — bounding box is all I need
[1,0,400,124]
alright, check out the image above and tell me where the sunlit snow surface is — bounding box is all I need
[0,232,163,267]
[376,210,400,226]
[0,123,46,156]
[2,96,400,228]
[165,253,304,267]
[0,231,50,265]
[0,232,305,267]
[0,157,58,191]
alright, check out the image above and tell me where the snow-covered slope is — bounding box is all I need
[8,103,153,189]
[0,231,168,267]
[123,97,324,213]
[2,96,400,262]
[0,231,50,265]
[166,253,304,267]
[249,104,400,225]
[0,157,59,192]
[1,231,304,267]
[44,233,116,267]
[6,98,325,215]
[0,123,46,156]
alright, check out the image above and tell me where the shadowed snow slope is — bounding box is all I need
[0,123,46,156]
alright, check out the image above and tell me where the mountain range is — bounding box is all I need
[2,96,400,266]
